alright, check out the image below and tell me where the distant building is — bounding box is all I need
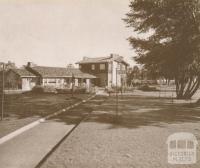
[6,68,37,91]
[76,54,129,87]
[6,62,96,91]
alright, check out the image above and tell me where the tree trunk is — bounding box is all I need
[176,76,200,99]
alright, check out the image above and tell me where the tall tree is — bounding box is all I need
[124,0,200,99]
[127,65,141,86]
[0,61,16,71]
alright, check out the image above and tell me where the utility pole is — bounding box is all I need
[1,63,5,121]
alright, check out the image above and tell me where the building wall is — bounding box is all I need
[110,61,124,87]
[108,72,112,87]
[80,63,108,87]
[6,71,37,91]
[94,73,108,87]
[22,78,37,91]
[42,78,66,88]
[80,63,108,74]
[112,61,117,86]
[79,61,127,87]
[41,77,92,89]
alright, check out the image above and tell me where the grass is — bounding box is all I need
[0,92,92,138]
[40,95,200,168]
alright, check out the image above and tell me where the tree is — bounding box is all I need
[127,65,141,86]
[132,65,140,79]
[0,61,16,71]
[124,0,200,99]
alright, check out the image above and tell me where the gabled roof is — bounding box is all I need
[76,57,111,64]
[10,68,36,77]
[28,66,96,78]
[76,55,129,65]
[30,66,70,78]
[66,68,96,79]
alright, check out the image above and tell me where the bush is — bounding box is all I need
[74,87,86,94]
[56,88,71,94]
[32,86,44,93]
[138,85,158,92]
[56,87,87,94]
[124,87,135,92]
[43,86,57,93]
[32,85,57,93]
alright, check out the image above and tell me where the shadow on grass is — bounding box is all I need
[2,92,200,129]
[1,92,91,119]
[51,95,200,129]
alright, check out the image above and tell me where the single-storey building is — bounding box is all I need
[6,68,37,91]
[6,62,96,91]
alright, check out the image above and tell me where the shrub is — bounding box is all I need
[43,86,57,93]
[32,86,44,93]
[138,85,158,92]
[56,88,71,94]
[124,87,135,92]
[56,86,87,94]
[32,85,57,93]
[74,87,86,94]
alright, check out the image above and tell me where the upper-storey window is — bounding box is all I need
[117,63,120,70]
[100,64,106,70]
[91,64,95,70]
[121,64,126,70]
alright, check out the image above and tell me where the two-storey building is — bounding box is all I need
[76,54,129,87]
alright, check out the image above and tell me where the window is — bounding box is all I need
[170,140,176,149]
[48,79,56,83]
[187,141,194,149]
[91,64,95,70]
[177,140,186,149]
[121,64,126,70]
[100,64,106,70]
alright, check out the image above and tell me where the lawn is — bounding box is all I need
[40,95,200,168]
[0,92,92,138]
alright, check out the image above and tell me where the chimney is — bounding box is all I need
[83,56,89,60]
[110,53,120,59]
[27,62,36,67]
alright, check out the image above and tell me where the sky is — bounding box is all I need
[0,0,136,68]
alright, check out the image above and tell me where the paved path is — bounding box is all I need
[0,119,75,168]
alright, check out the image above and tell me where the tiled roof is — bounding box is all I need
[29,66,96,78]
[76,55,129,65]
[66,68,96,79]
[76,57,111,64]
[11,68,36,77]
[76,56,111,64]
[30,66,70,77]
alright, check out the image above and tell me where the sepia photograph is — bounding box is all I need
[0,0,200,167]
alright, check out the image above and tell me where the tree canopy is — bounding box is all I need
[124,0,200,99]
